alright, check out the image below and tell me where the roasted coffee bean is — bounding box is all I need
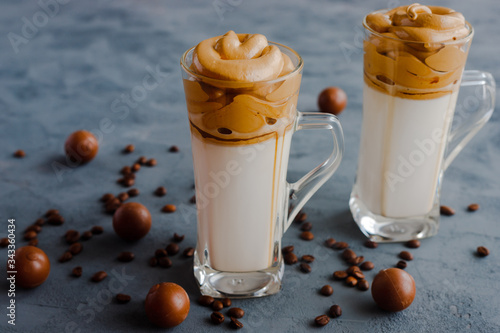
[351,271,365,280]
[320,285,333,296]
[284,252,298,265]
[364,240,378,249]
[123,144,135,154]
[117,178,124,185]
[477,246,490,257]
[124,172,136,180]
[105,199,121,213]
[117,192,129,202]
[198,295,215,307]
[155,249,168,258]
[396,260,407,269]
[346,266,361,275]
[24,231,37,241]
[81,231,93,241]
[467,203,480,212]
[131,163,141,172]
[345,276,358,287]
[221,298,232,307]
[91,271,107,282]
[325,238,336,248]
[315,315,330,326]
[64,229,78,238]
[227,307,244,319]
[211,311,225,325]
[189,195,196,204]
[183,247,195,257]
[137,156,147,165]
[127,188,139,197]
[329,305,342,318]
[155,186,167,197]
[169,145,179,153]
[116,293,131,304]
[45,209,59,218]
[122,178,135,187]
[145,158,157,166]
[72,266,82,277]
[173,233,185,242]
[59,251,73,263]
[333,270,348,280]
[300,231,314,241]
[121,166,132,175]
[440,205,455,216]
[34,218,45,226]
[301,255,315,263]
[357,279,370,291]
[25,225,41,234]
[230,317,243,329]
[282,245,294,254]
[342,249,356,261]
[346,256,364,265]
[332,241,348,250]
[47,214,65,225]
[69,243,83,255]
[212,300,223,311]
[166,243,179,255]
[406,240,421,248]
[28,238,38,246]
[91,225,104,235]
[101,193,114,202]
[294,211,307,223]
[14,149,25,158]
[300,222,312,231]
[158,257,172,268]
[162,204,177,213]
[300,263,312,273]
[0,238,10,248]
[360,261,374,271]
[399,251,413,261]
[117,251,135,262]
[148,257,158,267]
[65,230,80,244]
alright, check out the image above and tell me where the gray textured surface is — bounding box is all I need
[1,0,499,332]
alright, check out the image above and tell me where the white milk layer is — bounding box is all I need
[192,131,292,272]
[357,84,458,218]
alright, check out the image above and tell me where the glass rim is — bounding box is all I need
[362,9,474,45]
[180,41,303,85]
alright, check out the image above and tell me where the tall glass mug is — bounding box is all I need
[350,5,496,242]
[181,37,343,297]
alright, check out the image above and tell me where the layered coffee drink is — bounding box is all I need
[354,4,472,218]
[182,31,301,272]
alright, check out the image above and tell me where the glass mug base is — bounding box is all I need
[349,186,439,242]
[194,250,284,298]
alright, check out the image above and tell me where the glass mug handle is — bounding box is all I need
[285,111,344,232]
[443,70,496,170]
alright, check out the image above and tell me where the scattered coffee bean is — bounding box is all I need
[64,229,78,238]
[117,178,124,185]
[211,311,225,325]
[146,158,157,166]
[127,188,139,197]
[14,149,25,158]
[198,295,215,307]
[169,145,179,153]
[300,222,312,231]
[158,257,172,268]
[105,199,121,214]
[467,203,480,212]
[155,249,168,258]
[148,257,158,267]
[183,247,195,257]
[25,225,41,234]
[294,211,307,223]
[101,193,115,202]
[351,271,365,280]
[59,251,73,263]
[123,144,135,154]
[81,231,93,241]
[91,271,108,282]
[284,252,298,265]
[65,230,80,244]
[230,317,243,329]
[399,251,413,261]
[173,233,185,242]
[69,243,83,255]
[189,195,196,204]
[34,218,45,226]
[0,238,10,248]
[301,255,315,263]
[477,246,490,257]
[320,285,333,296]
[137,156,147,165]
[333,270,348,280]
[315,314,330,326]
[440,205,455,216]
[300,263,312,273]
[117,251,135,262]
[364,240,378,248]
[117,192,129,202]
[221,298,232,307]
[91,226,104,235]
[345,276,358,287]
[341,249,356,261]
[406,240,421,248]
[396,260,407,269]
[325,238,336,248]
[346,266,361,275]
[360,261,374,271]
[300,231,314,241]
[116,293,131,304]
[72,266,82,277]
[24,231,37,241]
[357,279,370,291]
[131,163,141,172]
[122,178,135,187]
[121,166,132,175]
[162,204,177,213]
[329,305,342,318]
[155,186,167,197]
[28,238,38,246]
[332,241,348,250]
[227,307,244,319]
[47,214,64,225]
[166,243,179,255]
[45,209,59,217]
[346,256,364,265]
[212,300,223,311]
[282,245,294,254]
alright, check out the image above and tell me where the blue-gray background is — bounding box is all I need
[1,0,499,332]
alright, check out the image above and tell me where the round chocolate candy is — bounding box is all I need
[145,282,190,328]
[65,130,99,164]
[11,246,50,288]
[318,86,348,115]
[113,202,152,241]
[371,268,416,312]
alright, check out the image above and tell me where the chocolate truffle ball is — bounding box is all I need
[145,282,190,328]
[65,130,99,164]
[113,202,152,241]
[11,246,50,288]
[371,268,416,312]
[318,87,347,115]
